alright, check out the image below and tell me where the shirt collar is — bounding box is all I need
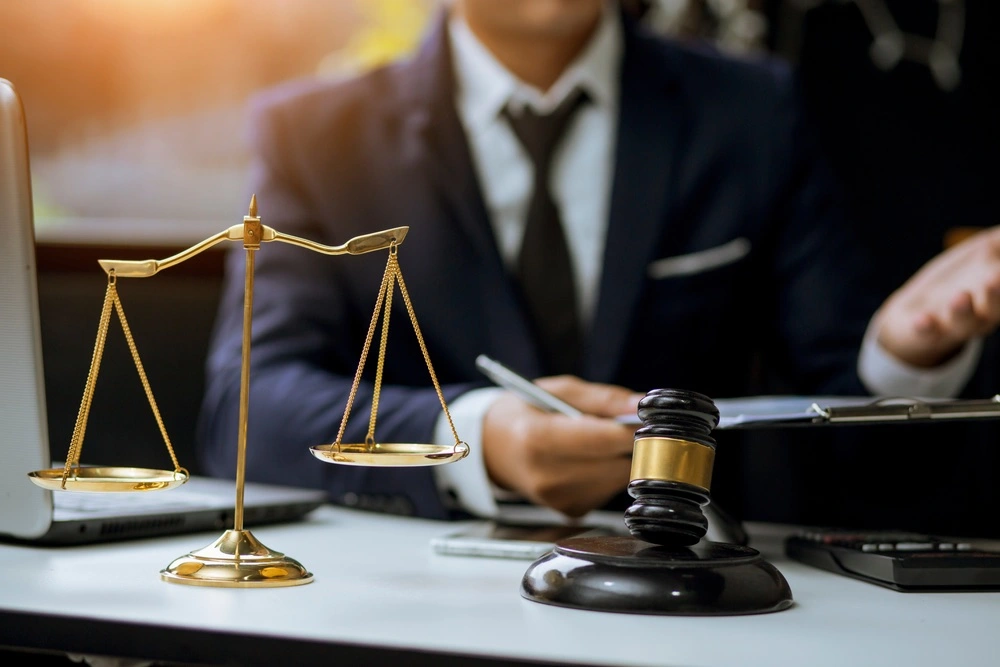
[448,2,622,134]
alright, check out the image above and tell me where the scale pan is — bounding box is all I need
[309,442,469,467]
[28,467,190,492]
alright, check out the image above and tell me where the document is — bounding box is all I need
[475,356,1000,430]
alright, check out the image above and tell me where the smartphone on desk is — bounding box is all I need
[432,521,613,560]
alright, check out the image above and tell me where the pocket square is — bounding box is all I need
[647,237,751,279]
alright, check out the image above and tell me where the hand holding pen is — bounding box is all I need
[475,355,643,517]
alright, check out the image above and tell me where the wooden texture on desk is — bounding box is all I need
[0,505,998,666]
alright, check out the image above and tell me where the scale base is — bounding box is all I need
[521,535,792,615]
[161,529,313,588]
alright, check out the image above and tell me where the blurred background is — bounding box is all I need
[2,0,997,535]
[2,0,435,243]
[2,0,994,255]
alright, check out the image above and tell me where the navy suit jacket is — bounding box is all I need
[197,12,880,520]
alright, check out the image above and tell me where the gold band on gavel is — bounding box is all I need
[630,437,715,491]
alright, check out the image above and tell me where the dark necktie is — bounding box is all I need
[503,89,589,376]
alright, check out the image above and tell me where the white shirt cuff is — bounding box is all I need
[858,318,982,398]
[432,387,505,518]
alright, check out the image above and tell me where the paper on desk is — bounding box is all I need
[616,395,941,429]
[714,396,874,428]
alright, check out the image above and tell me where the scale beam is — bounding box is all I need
[97,224,409,278]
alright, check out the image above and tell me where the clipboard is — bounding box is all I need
[716,395,1000,429]
[617,395,1000,429]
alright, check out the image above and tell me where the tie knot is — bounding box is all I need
[503,89,589,171]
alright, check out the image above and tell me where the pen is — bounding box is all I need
[474,355,583,418]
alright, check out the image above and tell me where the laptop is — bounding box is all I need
[0,77,326,545]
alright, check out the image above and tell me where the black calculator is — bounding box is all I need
[785,529,1000,591]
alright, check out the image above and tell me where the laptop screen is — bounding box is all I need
[0,78,56,538]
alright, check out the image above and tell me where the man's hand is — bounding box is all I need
[482,375,643,518]
[876,226,1000,367]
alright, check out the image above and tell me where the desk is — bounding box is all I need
[1,505,998,667]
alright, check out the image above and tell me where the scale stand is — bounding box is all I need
[29,196,467,588]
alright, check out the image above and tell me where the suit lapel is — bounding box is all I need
[584,21,684,382]
[396,13,541,375]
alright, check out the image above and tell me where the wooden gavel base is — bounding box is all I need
[521,535,793,615]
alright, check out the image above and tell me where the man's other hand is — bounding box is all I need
[877,226,1000,368]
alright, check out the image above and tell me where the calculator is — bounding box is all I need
[784,529,1000,591]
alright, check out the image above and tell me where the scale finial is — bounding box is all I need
[248,194,258,218]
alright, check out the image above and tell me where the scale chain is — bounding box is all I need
[62,279,116,484]
[334,248,394,449]
[367,262,394,446]
[61,272,186,486]
[334,245,464,451]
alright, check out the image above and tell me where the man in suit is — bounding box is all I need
[197,0,1000,522]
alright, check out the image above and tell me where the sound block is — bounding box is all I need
[521,535,793,615]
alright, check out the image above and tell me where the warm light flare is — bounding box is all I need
[78,0,232,31]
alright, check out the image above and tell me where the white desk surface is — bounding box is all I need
[1,505,998,667]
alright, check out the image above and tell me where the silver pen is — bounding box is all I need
[474,355,583,418]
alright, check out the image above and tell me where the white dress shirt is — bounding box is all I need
[432,4,979,518]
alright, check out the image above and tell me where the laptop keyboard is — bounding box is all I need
[53,490,221,517]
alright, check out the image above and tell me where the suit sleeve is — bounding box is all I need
[761,67,887,395]
[195,89,475,520]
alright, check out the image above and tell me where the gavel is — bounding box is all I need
[519,386,793,615]
[625,388,719,547]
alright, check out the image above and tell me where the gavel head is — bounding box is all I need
[624,388,720,547]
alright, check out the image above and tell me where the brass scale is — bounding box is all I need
[27,196,469,588]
